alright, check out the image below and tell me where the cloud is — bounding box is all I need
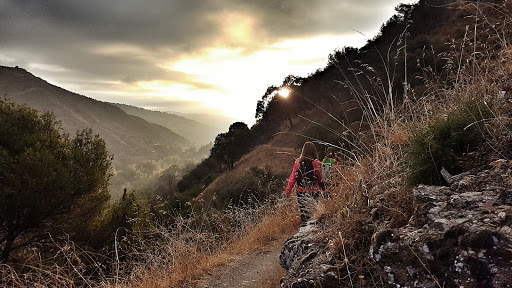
[0,0,410,73]
[28,63,69,73]
[220,0,407,42]
[1,0,408,53]
[0,0,415,125]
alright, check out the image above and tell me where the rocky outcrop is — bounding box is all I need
[371,159,512,288]
[280,160,512,287]
[279,222,341,287]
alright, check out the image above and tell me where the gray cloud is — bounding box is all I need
[224,0,406,41]
[0,0,412,117]
[1,0,408,53]
[0,1,221,53]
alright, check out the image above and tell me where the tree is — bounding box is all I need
[0,100,112,262]
[177,157,221,193]
[210,122,250,169]
[255,85,278,120]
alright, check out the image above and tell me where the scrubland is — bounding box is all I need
[3,1,512,287]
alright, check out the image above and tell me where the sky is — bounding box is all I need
[0,0,416,126]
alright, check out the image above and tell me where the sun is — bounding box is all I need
[278,88,290,98]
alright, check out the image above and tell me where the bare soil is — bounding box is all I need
[196,239,286,288]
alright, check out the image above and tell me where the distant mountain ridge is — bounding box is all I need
[167,111,237,132]
[0,66,189,168]
[113,103,221,145]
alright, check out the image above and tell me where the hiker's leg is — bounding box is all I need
[296,192,311,224]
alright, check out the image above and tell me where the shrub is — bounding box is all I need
[0,100,112,262]
[407,101,494,185]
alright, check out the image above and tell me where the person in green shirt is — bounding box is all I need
[322,147,336,187]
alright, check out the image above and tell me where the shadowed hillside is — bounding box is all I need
[114,103,221,145]
[0,66,190,168]
[4,1,512,287]
[195,145,297,208]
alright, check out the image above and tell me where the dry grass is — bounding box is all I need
[104,192,297,288]
[230,197,299,253]
[120,197,298,288]
[195,144,297,203]
[4,2,512,288]
[304,4,512,284]
[126,14,512,285]
[316,55,512,288]
[0,194,298,288]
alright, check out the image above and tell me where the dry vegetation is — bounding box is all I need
[195,145,297,203]
[309,2,512,284]
[114,196,299,288]
[1,193,299,288]
[4,2,512,288]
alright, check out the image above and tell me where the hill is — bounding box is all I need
[4,0,512,287]
[178,0,512,228]
[195,144,298,205]
[0,66,190,169]
[168,111,237,132]
[114,103,221,145]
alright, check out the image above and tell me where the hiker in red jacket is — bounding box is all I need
[285,141,325,224]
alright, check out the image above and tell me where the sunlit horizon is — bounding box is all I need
[0,0,417,127]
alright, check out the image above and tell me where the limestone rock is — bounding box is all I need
[280,160,512,287]
[279,221,341,287]
[371,159,512,288]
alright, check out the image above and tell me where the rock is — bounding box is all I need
[280,160,512,287]
[279,221,341,287]
[370,160,512,288]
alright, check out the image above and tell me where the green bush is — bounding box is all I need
[407,101,494,185]
[0,100,112,262]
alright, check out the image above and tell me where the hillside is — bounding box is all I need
[0,66,190,168]
[4,1,512,287]
[114,103,220,145]
[169,111,237,132]
[195,145,298,206]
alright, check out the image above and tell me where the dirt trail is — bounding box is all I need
[197,240,286,288]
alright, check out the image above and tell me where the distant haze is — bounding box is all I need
[166,111,238,132]
[0,0,417,126]
[0,66,190,169]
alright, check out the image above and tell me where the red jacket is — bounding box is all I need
[285,158,324,194]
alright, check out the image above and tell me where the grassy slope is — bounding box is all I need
[194,144,299,205]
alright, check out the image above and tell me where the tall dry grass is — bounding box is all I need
[307,2,512,285]
[0,192,298,288]
[120,196,298,288]
[4,2,512,288]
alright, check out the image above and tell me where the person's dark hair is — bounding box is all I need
[326,147,336,157]
[299,141,318,162]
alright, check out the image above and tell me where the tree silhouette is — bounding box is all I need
[0,100,112,262]
[210,122,250,169]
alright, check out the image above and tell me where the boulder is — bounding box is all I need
[370,159,512,288]
[280,160,512,287]
[279,221,341,287]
